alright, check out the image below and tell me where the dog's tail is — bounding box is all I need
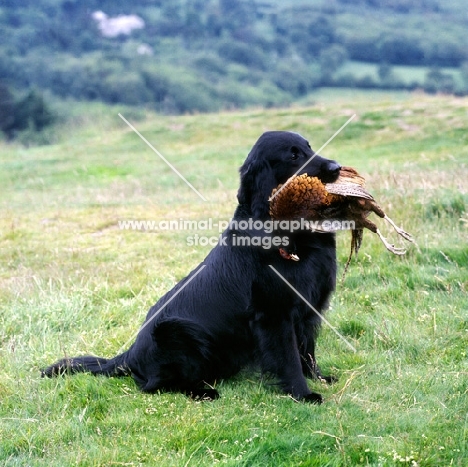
[41,352,131,378]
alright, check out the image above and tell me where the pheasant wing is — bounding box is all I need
[325,181,374,200]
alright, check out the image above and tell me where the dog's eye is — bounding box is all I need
[291,147,299,160]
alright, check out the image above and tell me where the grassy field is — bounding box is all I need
[0,94,467,466]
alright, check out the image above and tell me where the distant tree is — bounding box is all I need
[379,36,424,65]
[194,55,227,76]
[219,0,254,31]
[307,16,335,46]
[320,44,348,77]
[273,62,321,96]
[272,36,289,56]
[378,63,393,81]
[0,87,55,139]
[12,89,55,132]
[425,40,466,67]
[206,3,223,37]
[100,72,152,105]
[289,15,336,60]
[345,36,380,63]
[0,83,15,134]
[159,2,185,36]
[218,41,267,70]
[424,68,455,94]
[141,67,171,102]
[461,62,468,86]
[183,10,205,41]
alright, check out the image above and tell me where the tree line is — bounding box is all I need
[0,0,467,138]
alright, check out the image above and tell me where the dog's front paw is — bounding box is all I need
[302,392,323,404]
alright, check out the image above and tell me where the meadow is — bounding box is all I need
[0,93,467,466]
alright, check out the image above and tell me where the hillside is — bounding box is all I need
[1,94,467,465]
[0,0,467,119]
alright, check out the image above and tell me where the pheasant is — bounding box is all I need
[269,167,414,273]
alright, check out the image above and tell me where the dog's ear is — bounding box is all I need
[237,159,276,219]
[237,161,253,205]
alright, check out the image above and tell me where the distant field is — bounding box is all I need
[1,94,467,466]
[298,87,413,105]
[339,61,464,86]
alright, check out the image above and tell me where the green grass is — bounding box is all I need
[1,94,467,466]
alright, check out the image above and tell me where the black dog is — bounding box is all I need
[43,131,341,403]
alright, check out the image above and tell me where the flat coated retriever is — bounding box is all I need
[43,131,341,403]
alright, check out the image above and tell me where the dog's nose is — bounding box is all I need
[327,161,341,176]
[319,161,341,183]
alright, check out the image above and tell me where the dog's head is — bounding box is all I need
[237,131,341,218]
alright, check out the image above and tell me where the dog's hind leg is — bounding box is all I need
[150,318,220,399]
